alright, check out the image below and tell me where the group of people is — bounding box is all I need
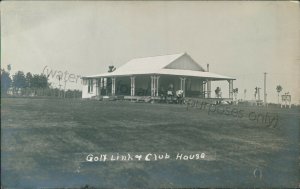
[160,84,184,104]
[159,84,223,103]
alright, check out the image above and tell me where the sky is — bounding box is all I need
[1,1,299,104]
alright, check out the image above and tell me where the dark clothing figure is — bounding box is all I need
[215,87,221,98]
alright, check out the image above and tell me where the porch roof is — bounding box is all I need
[84,68,234,80]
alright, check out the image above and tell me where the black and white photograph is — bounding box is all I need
[1,1,300,188]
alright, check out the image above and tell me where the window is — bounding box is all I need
[88,79,93,93]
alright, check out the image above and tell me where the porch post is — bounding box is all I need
[228,80,233,99]
[130,76,135,96]
[151,76,154,96]
[154,76,157,96]
[103,78,106,89]
[180,77,186,97]
[94,79,98,96]
[180,78,183,91]
[111,77,116,96]
[103,78,108,95]
[134,77,136,96]
[183,77,186,97]
[156,76,160,96]
[207,79,211,98]
[99,77,103,96]
[99,78,102,91]
[202,81,206,98]
[130,77,133,96]
[96,78,100,96]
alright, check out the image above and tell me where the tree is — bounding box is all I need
[1,69,12,95]
[12,71,26,94]
[276,85,283,104]
[30,74,49,89]
[28,74,50,96]
[25,72,33,88]
[38,74,49,88]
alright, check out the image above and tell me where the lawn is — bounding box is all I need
[1,97,299,188]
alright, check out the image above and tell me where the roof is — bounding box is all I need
[115,53,186,74]
[84,53,235,80]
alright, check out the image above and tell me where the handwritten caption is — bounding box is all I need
[76,151,216,162]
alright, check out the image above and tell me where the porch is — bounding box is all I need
[83,74,234,102]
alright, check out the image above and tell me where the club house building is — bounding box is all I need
[82,53,235,101]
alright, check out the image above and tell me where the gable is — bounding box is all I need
[164,54,205,71]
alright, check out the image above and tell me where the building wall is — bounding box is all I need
[189,78,202,91]
[82,78,98,98]
[159,75,180,91]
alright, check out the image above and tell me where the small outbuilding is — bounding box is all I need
[82,53,235,101]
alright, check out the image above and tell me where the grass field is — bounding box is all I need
[1,97,299,188]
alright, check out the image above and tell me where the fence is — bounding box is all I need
[4,88,82,98]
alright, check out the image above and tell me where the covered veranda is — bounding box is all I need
[83,73,235,102]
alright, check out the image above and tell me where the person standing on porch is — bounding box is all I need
[167,84,174,96]
[215,87,221,98]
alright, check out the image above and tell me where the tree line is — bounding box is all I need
[1,69,82,98]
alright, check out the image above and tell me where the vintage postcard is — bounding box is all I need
[1,1,299,188]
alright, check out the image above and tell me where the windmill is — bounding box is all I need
[254,87,261,100]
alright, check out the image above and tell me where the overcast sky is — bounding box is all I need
[1,1,299,104]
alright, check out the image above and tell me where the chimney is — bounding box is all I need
[207,64,209,72]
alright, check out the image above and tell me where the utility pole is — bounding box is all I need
[264,72,267,106]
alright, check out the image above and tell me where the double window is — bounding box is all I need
[88,79,93,93]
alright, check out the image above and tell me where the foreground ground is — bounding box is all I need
[1,98,299,188]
